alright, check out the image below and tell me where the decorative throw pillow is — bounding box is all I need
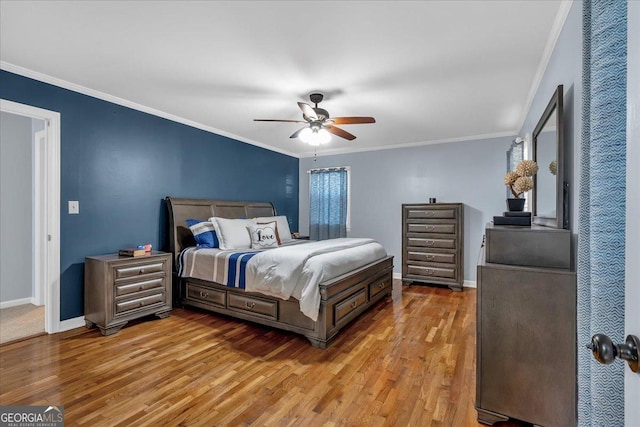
[210,217,254,250]
[256,221,281,244]
[248,222,279,249]
[186,219,219,249]
[253,215,293,242]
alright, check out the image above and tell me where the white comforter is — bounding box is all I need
[245,238,387,321]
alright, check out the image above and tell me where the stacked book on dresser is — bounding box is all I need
[493,211,532,226]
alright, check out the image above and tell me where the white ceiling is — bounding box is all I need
[0,1,569,158]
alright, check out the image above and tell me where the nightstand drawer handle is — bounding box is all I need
[425,226,435,231]
[199,291,208,298]
[139,269,145,275]
[425,240,435,246]
[245,301,255,309]
[426,255,435,260]
[378,282,386,289]
[426,269,434,275]
[427,212,435,217]
[350,301,357,309]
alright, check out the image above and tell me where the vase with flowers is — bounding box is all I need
[504,160,538,211]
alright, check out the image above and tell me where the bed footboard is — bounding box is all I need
[179,256,393,348]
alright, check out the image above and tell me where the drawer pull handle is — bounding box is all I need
[139,269,145,275]
[138,302,144,307]
[425,240,435,246]
[426,269,434,275]
[378,283,385,289]
[426,255,434,260]
[199,291,208,298]
[425,226,435,231]
[426,212,435,217]
[350,301,358,309]
[245,302,256,309]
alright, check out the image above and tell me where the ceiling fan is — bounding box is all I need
[254,93,376,145]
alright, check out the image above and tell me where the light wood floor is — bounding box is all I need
[0,281,529,426]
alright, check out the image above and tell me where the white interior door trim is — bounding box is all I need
[0,99,61,333]
[34,129,47,306]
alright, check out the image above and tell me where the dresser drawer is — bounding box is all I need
[406,223,455,234]
[334,289,367,323]
[228,293,277,319]
[369,276,392,299]
[115,292,165,315]
[406,208,457,219]
[407,237,456,249]
[407,265,456,279]
[407,251,456,264]
[114,261,166,280]
[115,277,165,297]
[186,283,226,307]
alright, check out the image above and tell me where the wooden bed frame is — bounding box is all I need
[165,197,393,348]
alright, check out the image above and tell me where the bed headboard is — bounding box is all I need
[165,197,276,265]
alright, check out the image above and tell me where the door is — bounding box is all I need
[0,99,61,334]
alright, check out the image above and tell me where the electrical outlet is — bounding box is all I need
[68,201,79,214]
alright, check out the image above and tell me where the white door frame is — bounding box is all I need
[34,129,47,306]
[1,99,61,334]
[626,1,640,423]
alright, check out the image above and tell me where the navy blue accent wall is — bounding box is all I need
[0,70,299,320]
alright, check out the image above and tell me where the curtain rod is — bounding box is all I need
[306,166,350,174]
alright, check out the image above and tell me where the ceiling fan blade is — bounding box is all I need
[289,127,307,139]
[326,125,356,141]
[297,102,318,121]
[254,119,307,123]
[331,117,376,125]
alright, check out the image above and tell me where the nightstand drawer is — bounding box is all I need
[115,261,166,280]
[228,293,277,319]
[115,277,165,297]
[115,292,165,315]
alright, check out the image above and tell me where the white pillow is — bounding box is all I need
[247,221,279,249]
[254,215,292,242]
[209,217,253,250]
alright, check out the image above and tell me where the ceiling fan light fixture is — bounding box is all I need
[299,126,331,145]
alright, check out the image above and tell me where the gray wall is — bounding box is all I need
[0,111,33,303]
[299,135,515,283]
[519,1,582,240]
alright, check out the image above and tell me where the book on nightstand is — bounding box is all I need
[118,248,146,257]
[503,211,532,217]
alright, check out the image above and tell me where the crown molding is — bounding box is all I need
[516,0,574,133]
[0,61,300,158]
[299,130,517,158]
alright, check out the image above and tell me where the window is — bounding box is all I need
[308,167,350,240]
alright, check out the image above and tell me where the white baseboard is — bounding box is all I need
[463,280,477,289]
[59,316,85,332]
[0,297,38,309]
[392,272,402,280]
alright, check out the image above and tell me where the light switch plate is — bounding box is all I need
[68,200,79,214]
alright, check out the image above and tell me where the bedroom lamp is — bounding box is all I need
[299,126,331,146]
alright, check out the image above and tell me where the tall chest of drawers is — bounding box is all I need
[402,203,464,291]
[84,251,172,335]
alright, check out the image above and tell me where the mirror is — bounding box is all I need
[532,85,566,229]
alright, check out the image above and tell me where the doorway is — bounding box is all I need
[0,99,60,339]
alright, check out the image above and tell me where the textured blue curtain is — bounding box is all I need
[578,1,627,425]
[309,168,348,240]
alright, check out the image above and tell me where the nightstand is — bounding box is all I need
[84,251,172,335]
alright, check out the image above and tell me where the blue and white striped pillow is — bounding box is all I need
[186,219,220,249]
